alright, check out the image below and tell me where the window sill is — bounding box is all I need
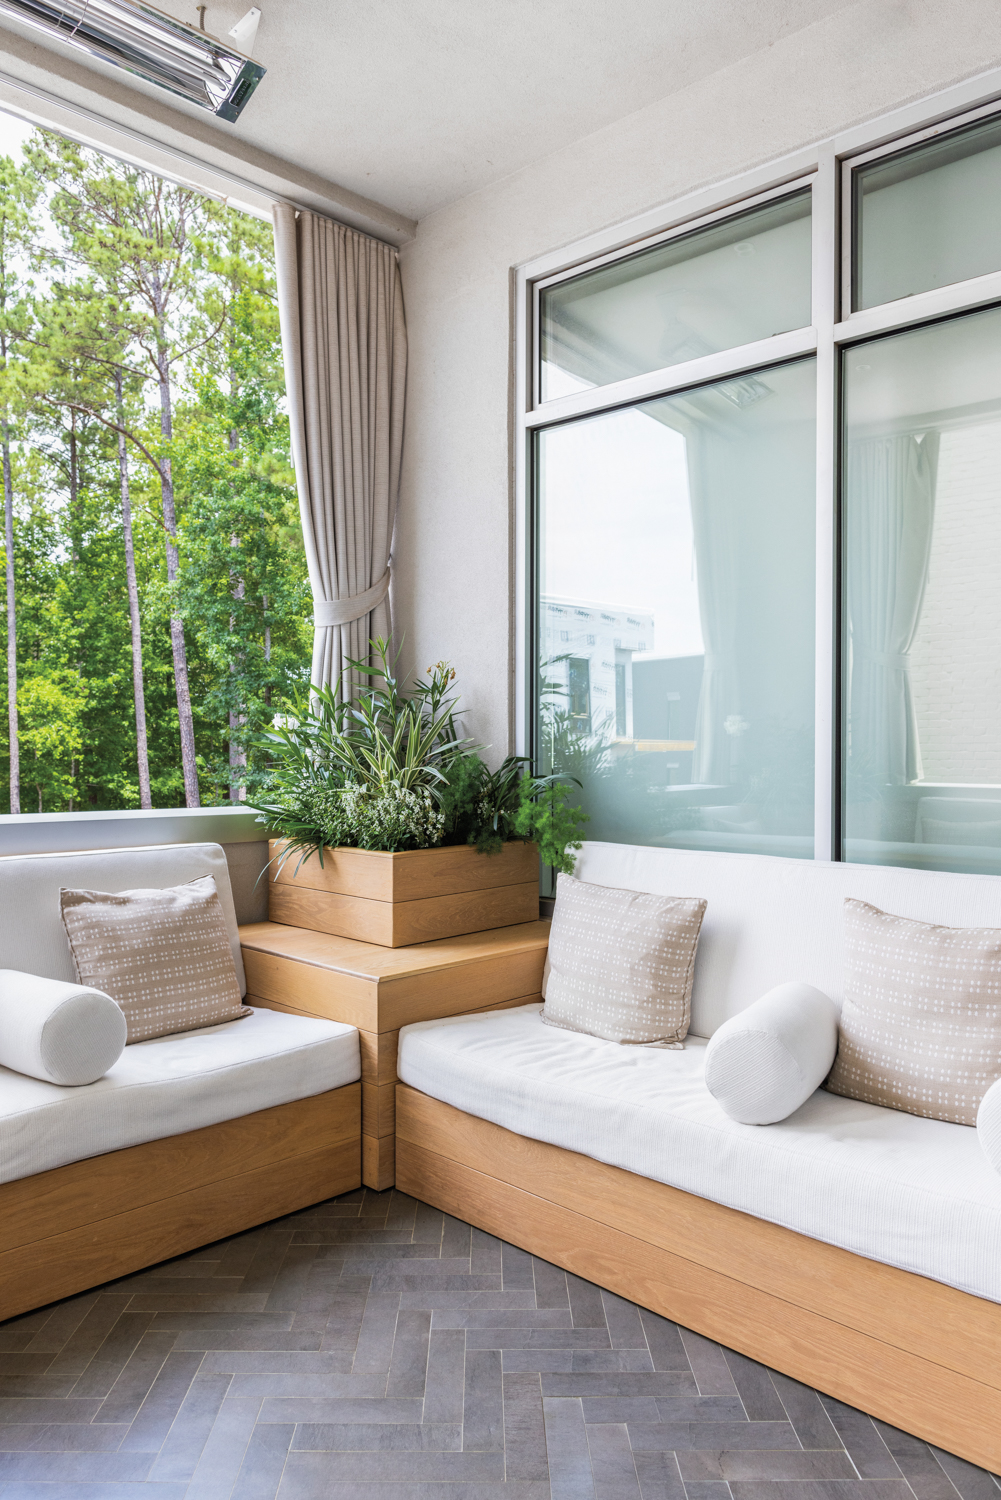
[0,804,266,856]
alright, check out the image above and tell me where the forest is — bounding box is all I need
[0,126,310,815]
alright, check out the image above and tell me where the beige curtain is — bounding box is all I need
[272,205,407,695]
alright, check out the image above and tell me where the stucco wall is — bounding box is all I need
[394,0,1001,764]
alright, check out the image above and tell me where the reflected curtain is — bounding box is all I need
[687,432,743,784]
[846,432,939,783]
[273,205,407,694]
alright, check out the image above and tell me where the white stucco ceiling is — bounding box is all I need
[0,0,855,223]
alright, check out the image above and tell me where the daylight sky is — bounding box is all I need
[0,107,37,161]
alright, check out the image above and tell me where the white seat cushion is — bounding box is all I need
[0,1006,359,1184]
[398,1003,1001,1304]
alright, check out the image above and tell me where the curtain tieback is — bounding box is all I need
[858,650,909,670]
[314,568,391,628]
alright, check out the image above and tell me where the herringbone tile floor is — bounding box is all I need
[0,1187,997,1498]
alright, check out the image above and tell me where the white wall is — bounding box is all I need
[394,0,1001,764]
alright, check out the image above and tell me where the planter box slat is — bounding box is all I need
[268,840,540,947]
[271,840,539,903]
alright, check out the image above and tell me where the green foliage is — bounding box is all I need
[250,641,473,865]
[252,643,588,871]
[0,127,310,812]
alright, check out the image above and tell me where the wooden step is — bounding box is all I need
[239,919,551,1190]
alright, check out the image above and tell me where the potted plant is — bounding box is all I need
[250,640,587,947]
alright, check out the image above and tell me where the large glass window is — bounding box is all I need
[537,360,817,857]
[853,115,1001,310]
[843,306,1001,871]
[527,95,1001,881]
[540,191,812,401]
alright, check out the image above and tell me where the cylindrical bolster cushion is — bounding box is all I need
[704,981,838,1125]
[977,1077,1001,1176]
[0,969,127,1086]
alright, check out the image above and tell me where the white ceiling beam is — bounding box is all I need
[0,21,416,242]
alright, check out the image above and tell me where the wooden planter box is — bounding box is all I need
[268,840,540,947]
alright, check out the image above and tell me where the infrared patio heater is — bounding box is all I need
[0,0,265,121]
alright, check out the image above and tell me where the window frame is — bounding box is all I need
[514,65,1001,867]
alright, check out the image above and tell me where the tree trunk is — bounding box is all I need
[155,324,199,808]
[2,415,18,815]
[115,369,152,809]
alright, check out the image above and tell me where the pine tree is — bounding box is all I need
[0,155,40,815]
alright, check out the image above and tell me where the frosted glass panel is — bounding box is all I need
[854,116,1001,310]
[537,359,816,859]
[540,192,811,402]
[843,306,1001,872]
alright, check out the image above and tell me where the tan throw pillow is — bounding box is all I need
[59,875,250,1044]
[541,873,706,1047]
[825,898,1001,1125]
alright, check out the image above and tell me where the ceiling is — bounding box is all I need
[0,0,854,223]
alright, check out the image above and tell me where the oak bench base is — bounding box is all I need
[0,1084,361,1323]
[396,1083,1001,1473]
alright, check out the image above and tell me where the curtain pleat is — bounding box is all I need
[846,433,938,785]
[272,205,407,695]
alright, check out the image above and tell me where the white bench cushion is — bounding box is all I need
[0,1007,359,1184]
[398,1003,1001,1304]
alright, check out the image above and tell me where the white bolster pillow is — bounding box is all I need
[977,1077,1001,1176]
[704,981,838,1125]
[0,969,127,1086]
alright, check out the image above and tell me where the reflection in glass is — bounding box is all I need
[539,193,812,401]
[843,306,1001,871]
[536,359,816,860]
[854,115,1001,310]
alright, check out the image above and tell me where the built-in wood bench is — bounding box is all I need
[239,919,550,1190]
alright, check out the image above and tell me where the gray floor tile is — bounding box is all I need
[631,1449,687,1500]
[501,1244,535,1291]
[930,1446,1001,1500]
[676,1450,856,1481]
[721,1351,787,1422]
[602,1291,647,1350]
[544,1395,596,1500]
[433,1308,572,1329]
[767,1370,842,1450]
[185,1395,262,1500]
[567,1275,607,1329]
[91,1333,177,1424]
[423,1329,466,1426]
[146,1370,232,1481]
[282,1448,505,1481]
[463,1349,504,1451]
[291,1422,461,1450]
[503,1372,549,1482]
[678,1332,737,1398]
[0,1451,155,1481]
[627,1421,798,1452]
[117,1351,204,1453]
[229,1420,294,1499]
[639,1312,691,1373]
[586,1422,642,1499]
[442,1215,473,1261]
[533,1259,569,1310]
[352,1292,401,1375]
[257,1396,424,1424]
[0,1425,127,1453]
[818,1398,902,1480]
[544,1373,698,1398]
[386,1309,431,1397]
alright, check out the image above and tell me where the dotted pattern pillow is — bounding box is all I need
[825,897,1001,1125]
[59,875,250,1043]
[541,872,706,1048]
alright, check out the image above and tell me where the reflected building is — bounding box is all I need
[541,597,654,739]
